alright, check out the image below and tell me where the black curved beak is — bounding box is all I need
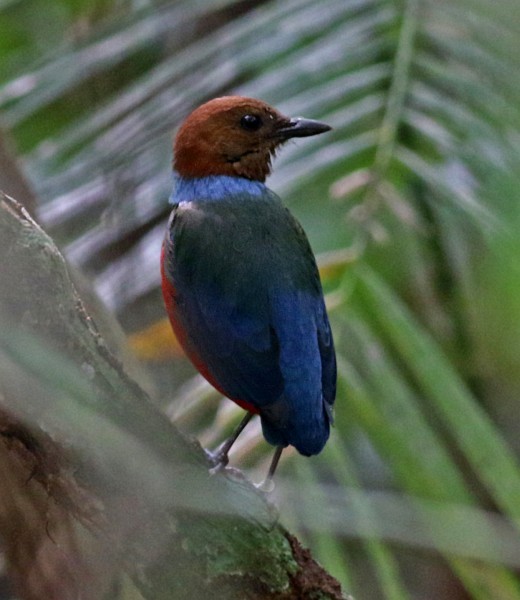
[276,117,332,139]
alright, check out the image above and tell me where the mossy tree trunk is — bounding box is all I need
[0,192,346,600]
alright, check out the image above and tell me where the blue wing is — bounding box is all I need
[164,191,336,454]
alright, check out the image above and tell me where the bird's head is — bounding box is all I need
[174,96,331,182]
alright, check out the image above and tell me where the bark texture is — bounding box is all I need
[0,192,347,600]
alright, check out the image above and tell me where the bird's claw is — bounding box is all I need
[255,478,276,493]
[205,447,230,472]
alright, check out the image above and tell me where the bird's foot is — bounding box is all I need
[206,412,254,474]
[205,446,230,473]
[255,446,284,493]
[255,477,276,493]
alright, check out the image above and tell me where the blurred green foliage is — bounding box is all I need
[2,0,520,598]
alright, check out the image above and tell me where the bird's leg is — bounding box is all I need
[257,446,284,492]
[208,412,254,470]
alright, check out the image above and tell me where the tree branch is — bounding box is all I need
[0,192,347,600]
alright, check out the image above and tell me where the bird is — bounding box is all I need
[161,96,336,481]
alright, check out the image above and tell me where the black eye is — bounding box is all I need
[240,114,263,131]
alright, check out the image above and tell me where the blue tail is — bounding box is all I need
[260,395,331,455]
[258,289,335,456]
